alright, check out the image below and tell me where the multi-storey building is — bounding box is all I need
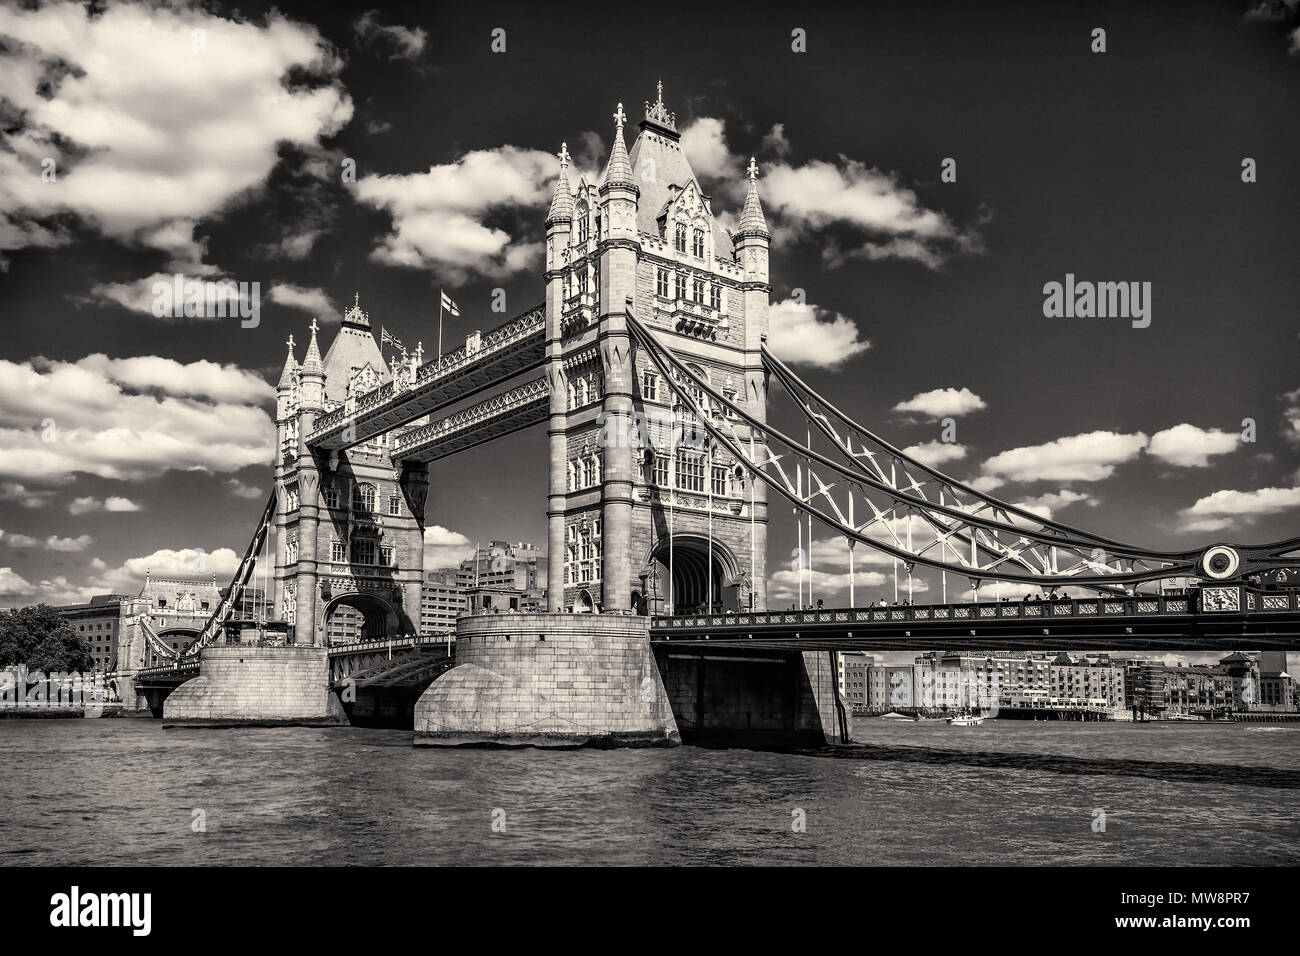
[420,568,464,636]
[1049,654,1127,710]
[55,594,130,672]
[839,652,873,712]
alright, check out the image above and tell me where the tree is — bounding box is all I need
[0,605,94,672]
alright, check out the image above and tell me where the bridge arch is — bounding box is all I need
[148,626,200,666]
[320,592,401,645]
[645,534,738,616]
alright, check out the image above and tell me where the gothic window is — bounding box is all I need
[331,538,346,564]
[693,278,705,303]
[711,465,728,497]
[591,453,602,484]
[388,494,401,516]
[567,459,576,491]
[352,482,376,513]
[722,388,738,419]
[567,380,576,410]
[352,535,376,566]
[653,454,670,487]
[693,228,705,258]
[641,371,658,401]
[381,544,394,567]
[675,273,687,300]
[577,203,590,243]
[286,533,298,564]
[656,269,669,298]
[710,284,721,311]
[592,537,602,581]
[323,484,340,509]
[576,377,588,407]
[674,222,687,252]
[676,450,705,492]
[582,457,595,488]
[581,532,592,562]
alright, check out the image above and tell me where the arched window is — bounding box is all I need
[576,202,590,243]
[352,482,376,513]
[567,460,576,491]
[674,222,687,252]
[591,453,602,484]
[692,227,705,258]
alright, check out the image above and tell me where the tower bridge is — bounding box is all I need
[130,84,1300,746]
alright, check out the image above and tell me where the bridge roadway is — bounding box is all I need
[649,587,1300,652]
[309,303,545,450]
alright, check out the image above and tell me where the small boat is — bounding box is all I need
[947,711,985,726]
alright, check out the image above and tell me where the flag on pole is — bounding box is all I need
[381,327,403,350]
[440,290,460,317]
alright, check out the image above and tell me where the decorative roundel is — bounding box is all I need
[1201,545,1241,580]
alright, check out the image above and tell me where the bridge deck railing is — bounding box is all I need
[650,587,1298,630]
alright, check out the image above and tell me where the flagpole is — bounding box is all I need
[437,289,444,362]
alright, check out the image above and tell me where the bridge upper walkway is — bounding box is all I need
[309,303,545,450]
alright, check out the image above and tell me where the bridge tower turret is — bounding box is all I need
[733,158,772,609]
[545,143,574,611]
[293,320,326,644]
[272,334,298,626]
[597,103,641,612]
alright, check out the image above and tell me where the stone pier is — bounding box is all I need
[414,613,679,747]
[162,645,345,728]
[656,647,850,748]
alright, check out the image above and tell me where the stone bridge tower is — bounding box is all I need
[273,301,429,645]
[544,84,771,617]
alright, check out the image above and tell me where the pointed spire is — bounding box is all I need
[546,142,574,225]
[643,79,677,132]
[301,318,324,377]
[738,156,770,237]
[601,103,635,189]
[278,333,298,389]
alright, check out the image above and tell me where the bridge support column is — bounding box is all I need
[653,647,849,747]
[162,645,345,727]
[414,613,679,747]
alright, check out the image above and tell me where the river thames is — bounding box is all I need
[2,718,1297,866]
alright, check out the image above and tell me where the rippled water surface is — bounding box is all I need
[2,717,1297,865]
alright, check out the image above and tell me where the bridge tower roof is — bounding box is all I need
[321,293,389,404]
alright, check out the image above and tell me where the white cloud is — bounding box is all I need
[69,495,142,515]
[1147,423,1239,468]
[894,387,987,420]
[73,354,274,405]
[761,123,792,158]
[679,117,738,182]
[0,482,54,509]
[902,440,968,466]
[89,547,240,594]
[1284,388,1300,443]
[0,2,351,266]
[269,284,339,322]
[0,568,34,600]
[424,526,476,569]
[226,479,264,500]
[355,146,553,279]
[762,157,983,269]
[0,355,275,485]
[45,534,92,553]
[979,431,1149,485]
[2,533,39,548]
[353,10,427,60]
[768,298,870,369]
[1013,490,1097,520]
[1177,486,1300,534]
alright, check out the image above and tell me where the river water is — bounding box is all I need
[2,717,1296,866]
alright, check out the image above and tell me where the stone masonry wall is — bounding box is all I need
[414,613,679,747]
[162,646,342,726]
